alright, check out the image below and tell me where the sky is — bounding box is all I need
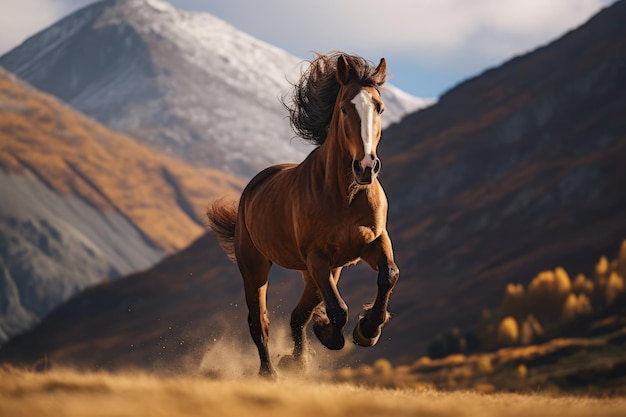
[0,0,618,98]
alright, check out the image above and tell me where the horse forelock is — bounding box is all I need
[283,52,386,146]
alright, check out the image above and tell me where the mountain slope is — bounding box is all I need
[378,0,626,357]
[4,0,624,371]
[0,0,430,177]
[0,68,243,343]
[0,233,256,371]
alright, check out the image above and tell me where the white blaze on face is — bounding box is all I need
[351,89,377,169]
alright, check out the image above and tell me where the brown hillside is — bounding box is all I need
[375,0,626,360]
[2,1,626,373]
[0,69,243,252]
[0,232,260,371]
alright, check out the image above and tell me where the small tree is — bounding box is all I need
[520,314,543,345]
[606,272,624,306]
[497,316,519,346]
[527,269,571,324]
[560,293,592,324]
[595,256,609,278]
[572,273,594,296]
[499,283,525,319]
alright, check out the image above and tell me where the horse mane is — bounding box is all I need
[283,52,387,146]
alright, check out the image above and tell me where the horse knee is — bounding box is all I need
[389,264,399,286]
[290,308,308,334]
[378,263,399,292]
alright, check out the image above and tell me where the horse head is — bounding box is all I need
[335,54,387,185]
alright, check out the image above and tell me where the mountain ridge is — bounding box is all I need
[0,0,432,177]
[0,67,243,343]
[3,0,624,370]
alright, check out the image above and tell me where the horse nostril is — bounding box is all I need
[373,159,381,174]
[353,159,362,174]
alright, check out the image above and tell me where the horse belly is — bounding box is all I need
[261,239,307,271]
[244,205,307,270]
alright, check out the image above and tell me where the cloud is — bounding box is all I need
[179,0,613,70]
[0,0,96,54]
[0,0,59,53]
[0,0,616,96]
[0,0,613,64]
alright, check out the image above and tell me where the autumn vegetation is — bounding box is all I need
[333,241,626,394]
[424,240,626,357]
[480,240,626,350]
[0,69,243,252]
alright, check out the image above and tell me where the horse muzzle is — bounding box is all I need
[352,158,381,185]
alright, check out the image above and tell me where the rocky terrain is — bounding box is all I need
[0,68,242,343]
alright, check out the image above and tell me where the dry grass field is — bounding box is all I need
[1,366,625,417]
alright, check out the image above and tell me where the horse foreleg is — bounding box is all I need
[354,231,400,347]
[290,277,321,359]
[278,276,321,371]
[307,255,347,350]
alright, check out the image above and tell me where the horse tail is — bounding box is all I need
[206,199,238,263]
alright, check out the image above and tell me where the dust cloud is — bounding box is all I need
[198,317,355,380]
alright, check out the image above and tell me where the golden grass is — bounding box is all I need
[1,367,625,417]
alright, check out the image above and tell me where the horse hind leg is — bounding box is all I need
[278,275,321,371]
[237,234,276,377]
[244,280,275,377]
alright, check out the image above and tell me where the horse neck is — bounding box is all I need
[312,128,357,203]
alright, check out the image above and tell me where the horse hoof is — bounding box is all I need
[313,323,345,350]
[278,355,307,373]
[258,365,278,379]
[353,320,381,347]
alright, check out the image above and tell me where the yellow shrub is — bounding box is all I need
[497,317,519,346]
[595,256,609,278]
[606,272,624,306]
[573,274,594,296]
[527,269,571,323]
[560,293,592,323]
[554,267,572,294]
[519,314,543,345]
[500,283,525,319]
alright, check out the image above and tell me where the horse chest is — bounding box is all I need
[321,206,382,253]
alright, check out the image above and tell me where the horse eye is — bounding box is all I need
[341,106,347,115]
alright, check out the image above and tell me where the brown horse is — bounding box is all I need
[207,52,399,377]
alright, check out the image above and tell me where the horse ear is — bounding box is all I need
[336,54,351,85]
[373,58,387,83]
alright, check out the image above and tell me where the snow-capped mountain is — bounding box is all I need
[3,0,626,370]
[0,0,431,177]
[0,67,243,343]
